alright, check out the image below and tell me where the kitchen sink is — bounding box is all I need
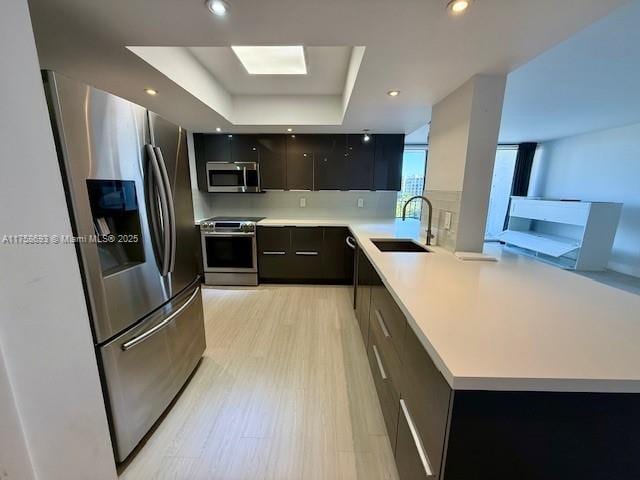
[371,239,430,253]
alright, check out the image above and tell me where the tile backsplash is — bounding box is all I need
[192,190,398,222]
[423,190,462,251]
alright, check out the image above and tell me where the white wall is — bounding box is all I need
[425,75,506,252]
[0,1,117,478]
[529,122,640,277]
[186,132,398,221]
[0,344,35,480]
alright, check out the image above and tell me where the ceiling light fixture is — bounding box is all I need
[216,127,222,132]
[206,0,229,16]
[387,90,400,97]
[231,46,307,75]
[287,128,293,132]
[363,129,371,143]
[144,88,158,96]
[447,0,471,15]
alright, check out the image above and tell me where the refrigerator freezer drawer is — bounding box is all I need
[99,283,205,461]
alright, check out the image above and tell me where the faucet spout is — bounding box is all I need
[402,195,434,246]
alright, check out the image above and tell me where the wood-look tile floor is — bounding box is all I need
[119,285,399,480]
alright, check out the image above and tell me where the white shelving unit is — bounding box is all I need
[499,197,622,271]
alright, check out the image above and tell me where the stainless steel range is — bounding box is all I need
[200,216,264,286]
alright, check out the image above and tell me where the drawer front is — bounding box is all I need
[396,399,437,479]
[401,325,452,479]
[371,285,406,354]
[356,285,371,344]
[291,226,323,253]
[369,294,403,399]
[257,226,290,253]
[367,335,400,448]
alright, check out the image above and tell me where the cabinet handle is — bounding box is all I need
[400,399,434,478]
[263,251,286,255]
[372,344,387,380]
[296,251,319,256]
[345,236,356,250]
[374,309,391,338]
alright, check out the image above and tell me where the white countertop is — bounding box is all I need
[257,218,640,393]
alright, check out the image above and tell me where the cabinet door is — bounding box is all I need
[374,134,405,191]
[257,135,286,190]
[314,135,347,190]
[356,248,376,343]
[257,226,291,282]
[289,227,323,280]
[230,135,260,163]
[323,227,354,284]
[346,134,375,190]
[286,135,314,190]
[193,133,232,190]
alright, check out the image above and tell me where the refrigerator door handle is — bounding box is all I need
[121,285,201,351]
[145,144,171,276]
[153,146,177,274]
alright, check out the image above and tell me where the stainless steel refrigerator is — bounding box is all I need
[43,71,206,462]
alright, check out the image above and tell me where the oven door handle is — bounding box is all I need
[202,232,256,237]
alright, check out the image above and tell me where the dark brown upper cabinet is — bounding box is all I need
[285,135,315,191]
[194,133,405,192]
[314,135,348,190]
[346,134,375,190]
[230,134,260,164]
[256,135,286,190]
[193,133,232,190]
[374,134,405,191]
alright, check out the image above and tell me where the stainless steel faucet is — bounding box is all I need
[402,195,434,246]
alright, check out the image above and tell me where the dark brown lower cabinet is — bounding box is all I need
[355,247,377,343]
[257,226,353,284]
[355,280,640,480]
[257,226,291,282]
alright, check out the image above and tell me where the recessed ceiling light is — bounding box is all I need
[206,0,229,16]
[216,127,222,132]
[287,128,293,132]
[231,46,307,75]
[387,90,400,97]
[447,0,471,14]
[144,88,158,96]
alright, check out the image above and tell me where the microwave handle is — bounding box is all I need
[243,166,248,190]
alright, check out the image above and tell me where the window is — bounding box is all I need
[485,146,519,241]
[396,147,428,218]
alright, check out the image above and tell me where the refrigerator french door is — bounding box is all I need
[44,71,205,462]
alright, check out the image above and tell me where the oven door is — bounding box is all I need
[206,162,260,193]
[202,232,257,273]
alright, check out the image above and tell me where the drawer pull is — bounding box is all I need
[372,344,387,380]
[296,251,319,256]
[400,399,434,478]
[263,251,286,255]
[374,309,391,338]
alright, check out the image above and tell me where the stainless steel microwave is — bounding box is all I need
[206,162,260,193]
